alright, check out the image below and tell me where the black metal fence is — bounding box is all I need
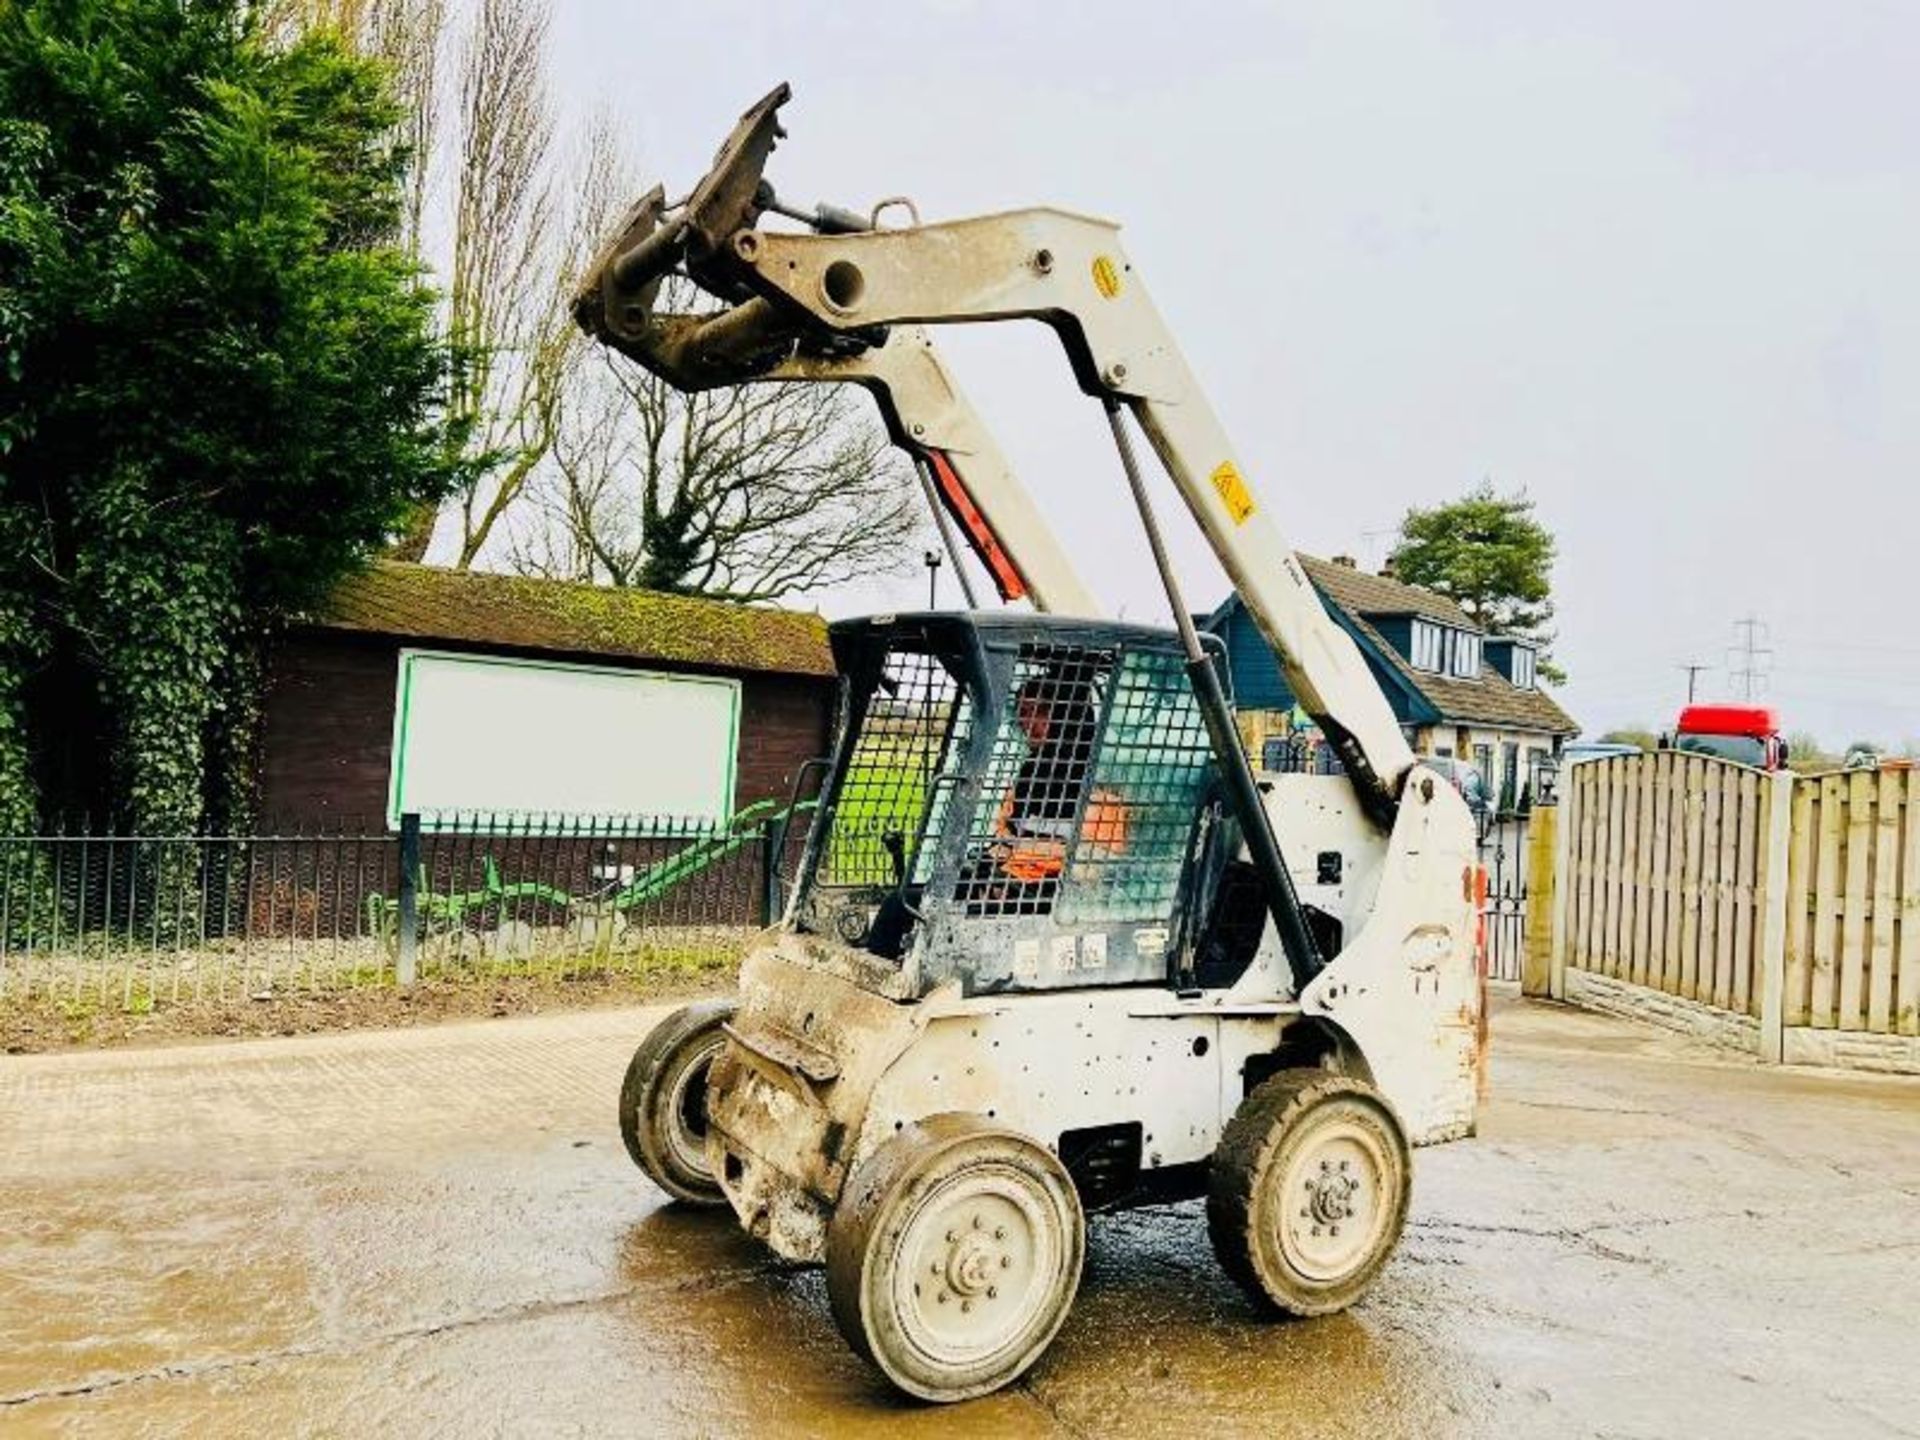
[1480,814,1529,984]
[0,808,811,1010]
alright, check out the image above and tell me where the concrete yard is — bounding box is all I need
[2,994,1916,1438]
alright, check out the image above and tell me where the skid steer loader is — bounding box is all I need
[590,86,1484,1403]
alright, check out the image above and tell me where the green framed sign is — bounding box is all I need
[387,649,742,830]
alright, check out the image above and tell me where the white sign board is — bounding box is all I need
[388,650,740,828]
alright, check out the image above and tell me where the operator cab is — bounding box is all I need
[791,612,1271,998]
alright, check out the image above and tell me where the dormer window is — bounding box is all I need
[1510,646,1536,690]
[1484,637,1537,689]
[1409,621,1481,678]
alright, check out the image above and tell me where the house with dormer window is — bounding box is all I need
[1203,554,1577,810]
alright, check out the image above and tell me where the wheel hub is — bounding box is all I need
[943,1222,1006,1297]
[895,1171,1058,1363]
[662,1038,724,1178]
[1306,1159,1359,1225]
[1277,1120,1389,1282]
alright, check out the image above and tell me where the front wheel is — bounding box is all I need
[617,999,736,1206]
[826,1114,1085,1403]
[1207,1069,1412,1316]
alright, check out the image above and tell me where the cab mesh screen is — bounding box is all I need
[955,645,1113,918]
[1059,647,1215,923]
[817,651,968,888]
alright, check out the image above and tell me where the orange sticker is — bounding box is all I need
[1091,254,1123,299]
[1210,460,1256,525]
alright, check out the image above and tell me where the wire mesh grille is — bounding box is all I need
[1061,648,1216,923]
[816,651,970,889]
[955,645,1115,918]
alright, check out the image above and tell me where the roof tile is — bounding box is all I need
[306,562,835,678]
[1297,555,1478,627]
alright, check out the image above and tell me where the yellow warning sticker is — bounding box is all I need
[1210,461,1256,525]
[1091,254,1123,299]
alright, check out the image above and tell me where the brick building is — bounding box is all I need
[258,562,836,828]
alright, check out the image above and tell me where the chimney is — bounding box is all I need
[1331,554,1357,569]
[1378,555,1398,580]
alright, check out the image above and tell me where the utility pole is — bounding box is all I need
[1727,615,1773,701]
[1678,662,1710,704]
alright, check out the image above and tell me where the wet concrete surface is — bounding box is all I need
[2,995,1917,1438]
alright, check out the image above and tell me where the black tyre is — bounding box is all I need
[826,1114,1084,1403]
[617,999,737,1206]
[1208,1069,1412,1316]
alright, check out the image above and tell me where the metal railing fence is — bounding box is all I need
[0,809,810,1011]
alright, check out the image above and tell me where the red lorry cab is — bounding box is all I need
[1673,705,1788,770]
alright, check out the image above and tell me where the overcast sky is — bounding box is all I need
[549,1,1918,746]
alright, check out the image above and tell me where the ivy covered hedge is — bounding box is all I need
[0,0,469,834]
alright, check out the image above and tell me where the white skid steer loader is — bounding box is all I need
[581,86,1485,1404]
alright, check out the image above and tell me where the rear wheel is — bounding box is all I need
[1208,1069,1411,1316]
[826,1114,1084,1403]
[617,999,736,1206]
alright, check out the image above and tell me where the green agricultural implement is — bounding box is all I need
[364,799,818,960]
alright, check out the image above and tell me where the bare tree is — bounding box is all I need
[380,0,577,566]
[512,291,925,602]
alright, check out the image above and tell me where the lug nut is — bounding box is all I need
[1000,1256,1011,1269]
[962,1300,973,1313]
[988,1286,999,1299]
[973,1215,983,1230]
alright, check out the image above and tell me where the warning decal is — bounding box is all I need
[1091,254,1123,299]
[1210,460,1256,525]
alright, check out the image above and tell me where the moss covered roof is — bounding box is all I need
[308,562,834,678]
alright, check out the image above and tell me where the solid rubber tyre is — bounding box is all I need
[1207,1069,1412,1316]
[617,998,737,1206]
[826,1113,1085,1403]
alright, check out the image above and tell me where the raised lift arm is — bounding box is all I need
[573,84,1415,824]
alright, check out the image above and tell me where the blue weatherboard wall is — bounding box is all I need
[1369,616,1414,660]
[1203,595,1439,728]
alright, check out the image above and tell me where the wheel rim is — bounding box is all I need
[659,1034,725,1180]
[889,1160,1066,1370]
[1274,1110,1394,1283]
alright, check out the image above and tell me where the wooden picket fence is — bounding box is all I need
[1545,752,1920,1073]
[1784,768,1920,1044]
